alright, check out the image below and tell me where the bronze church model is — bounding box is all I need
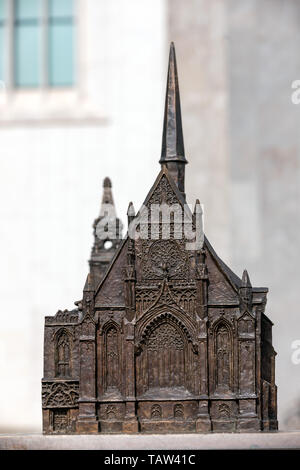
[42,44,278,433]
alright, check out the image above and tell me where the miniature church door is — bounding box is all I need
[136,316,195,395]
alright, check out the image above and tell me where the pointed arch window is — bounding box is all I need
[55,329,71,377]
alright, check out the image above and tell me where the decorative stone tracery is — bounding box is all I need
[42,381,79,408]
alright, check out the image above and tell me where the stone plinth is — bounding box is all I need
[0,432,299,450]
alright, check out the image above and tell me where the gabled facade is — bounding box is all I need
[42,44,278,434]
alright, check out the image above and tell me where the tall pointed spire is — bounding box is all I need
[159,42,187,196]
[160,42,186,164]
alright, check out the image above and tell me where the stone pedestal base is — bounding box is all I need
[2,432,300,450]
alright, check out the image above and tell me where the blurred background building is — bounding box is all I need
[0,0,299,432]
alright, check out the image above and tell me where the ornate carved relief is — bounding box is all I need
[106,404,117,420]
[174,403,184,420]
[147,322,185,389]
[98,403,125,421]
[52,409,69,432]
[136,282,196,319]
[136,317,198,396]
[218,403,231,418]
[42,381,79,408]
[140,239,190,280]
[137,311,196,351]
[147,175,179,206]
[148,323,184,351]
[151,404,162,419]
[136,289,158,315]
[174,289,195,313]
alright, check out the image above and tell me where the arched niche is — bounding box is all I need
[54,328,72,378]
[101,321,122,394]
[136,313,197,397]
[211,319,234,394]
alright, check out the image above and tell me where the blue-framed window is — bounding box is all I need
[14,0,42,87]
[48,0,74,86]
[0,0,75,88]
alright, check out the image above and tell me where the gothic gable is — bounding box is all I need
[143,169,187,209]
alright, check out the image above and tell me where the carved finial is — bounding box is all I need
[127,201,135,225]
[240,269,252,310]
[193,199,202,216]
[242,269,251,287]
[193,199,204,251]
[127,201,135,215]
[103,177,112,188]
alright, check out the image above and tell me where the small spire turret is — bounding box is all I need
[89,177,123,288]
